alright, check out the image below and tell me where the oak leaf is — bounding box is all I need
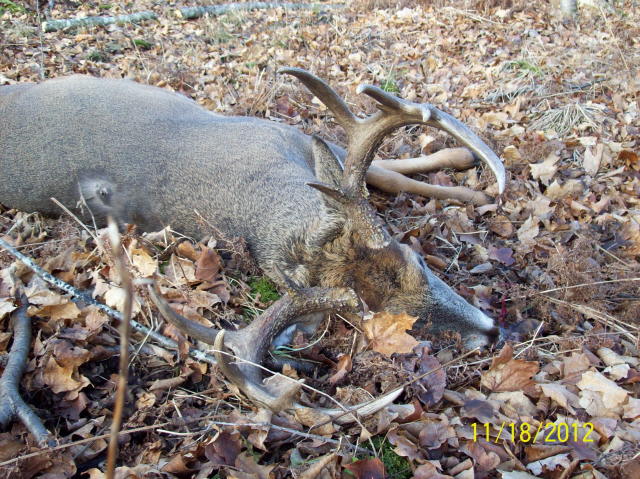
[363,311,418,357]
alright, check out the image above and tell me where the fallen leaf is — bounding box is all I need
[583,143,603,175]
[344,457,385,479]
[481,344,539,393]
[363,311,418,357]
[130,247,157,277]
[488,246,515,266]
[517,216,540,248]
[530,154,559,185]
[195,247,222,282]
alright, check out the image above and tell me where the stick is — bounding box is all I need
[42,11,157,33]
[0,237,217,365]
[176,2,343,20]
[105,219,134,479]
[0,299,53,447]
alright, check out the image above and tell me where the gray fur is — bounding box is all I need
[0,75,499,347]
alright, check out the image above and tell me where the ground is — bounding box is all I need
[0,0,639,478]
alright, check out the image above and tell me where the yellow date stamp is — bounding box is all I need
[472,422,595,444]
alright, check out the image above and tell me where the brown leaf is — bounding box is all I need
[204,431,242,467]
[328,354,352,385]
[619,150,639,171]
[130,247,157,277]
[363,311,419,357]
[344,457,385,479]
[461,399,496,424]
[233,451,275,479]
[387,427,422,462]
[516,216,540,248]
[294,408,335,436]
[487,215,514,238]
[195,247,222,282]
[529,154,559,185]
[43,357,90,395]
[488,246,515,266]
[412,462,454,479]
[480,344,539,393]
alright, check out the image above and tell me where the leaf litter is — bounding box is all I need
[1,0,639,477]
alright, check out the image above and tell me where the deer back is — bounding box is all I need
[0,75,332,268]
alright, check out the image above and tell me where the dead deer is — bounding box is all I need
[0,68,504,377]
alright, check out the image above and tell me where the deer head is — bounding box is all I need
[278,68,505,349]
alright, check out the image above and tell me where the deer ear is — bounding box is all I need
[311,135,344,189]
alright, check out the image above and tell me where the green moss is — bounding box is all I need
[505,59,543,77]
[248,276,280,303]
[0,0,26,14]
[132,38,153,50]
[87,49,110,62]
[368,436,412,479]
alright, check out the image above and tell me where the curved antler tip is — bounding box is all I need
[278,67,306,76]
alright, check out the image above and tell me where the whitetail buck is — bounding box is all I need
[0,69,505,410]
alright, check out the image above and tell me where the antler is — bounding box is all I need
[149,282,361,412]
[279,67,505,200]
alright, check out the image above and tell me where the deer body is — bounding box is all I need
[0,71,504,348]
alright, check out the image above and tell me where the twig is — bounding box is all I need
[0,237,217,365]
[105,219,134,478]
[0,413,372,468]
[0,298,53,447]
[508,278,640,300]
[313,348,480,428]
[176,2,343,20]
[42,11,158,33]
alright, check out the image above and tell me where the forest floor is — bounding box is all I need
[0,0,639,478]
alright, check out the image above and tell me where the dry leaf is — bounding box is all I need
[130,247,157,277]
[363,311,418,357]
[530,154,559,185]
[481,344,539,393]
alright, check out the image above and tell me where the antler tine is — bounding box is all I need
[216,286,361,412]
[279,67,357,135]
[150,276,361,412]
[357,84,506,195]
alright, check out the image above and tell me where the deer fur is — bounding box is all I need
[0,72,502,349]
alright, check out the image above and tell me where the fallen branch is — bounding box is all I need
[0,299,53,447]
[1,238,401,426]
[176,2,343,20]
[42,11,157,33]
[0,237,216,365]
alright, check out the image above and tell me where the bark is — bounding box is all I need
[0,301,53,447]
[176,2,342,20]
[42,10,157,32]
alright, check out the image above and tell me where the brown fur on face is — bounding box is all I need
[302,212,428,319]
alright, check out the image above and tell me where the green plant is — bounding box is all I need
[248,276,280,303]
[381,73,400,93]
[132,38,153,50]
[0,0,26,15]
[368,436,412,479]
[87,49,110,62]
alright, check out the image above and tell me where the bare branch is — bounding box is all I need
[0,299,53,447]
[105,218,134,479]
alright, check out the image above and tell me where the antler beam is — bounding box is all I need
[279,68,505,200]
